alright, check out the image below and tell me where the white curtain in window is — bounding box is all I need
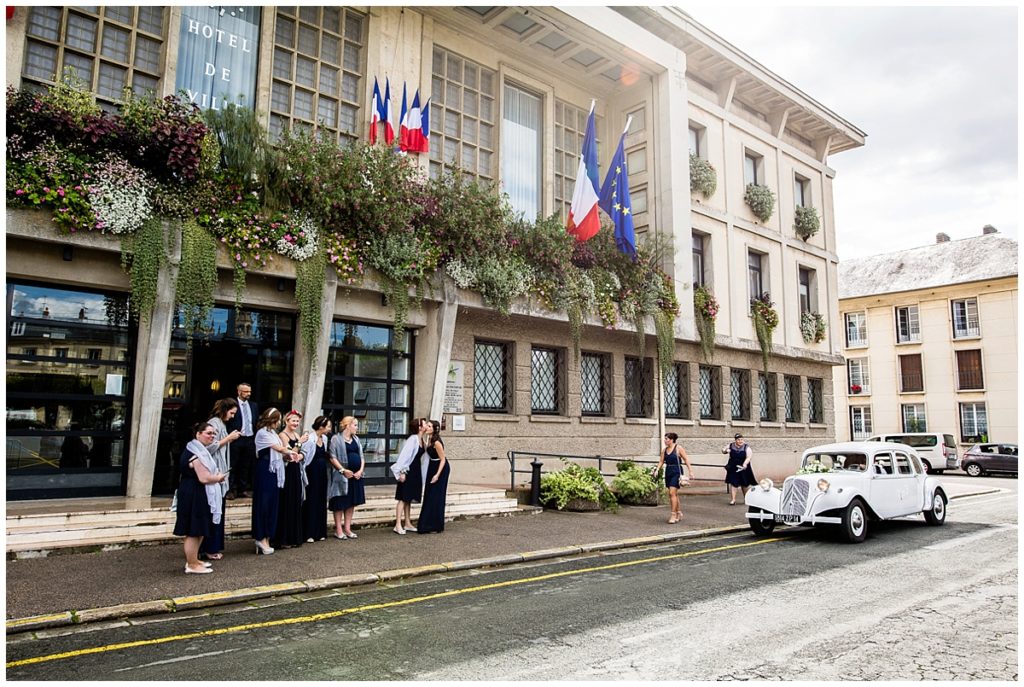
[501,84,541,219]
[175,6,261,109]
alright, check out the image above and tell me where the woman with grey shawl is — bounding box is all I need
[174,421,228,574]
[200,398,242,561]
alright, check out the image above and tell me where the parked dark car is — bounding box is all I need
[960,444,1018,477]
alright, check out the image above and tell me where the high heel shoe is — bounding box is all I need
[255,541,275,555]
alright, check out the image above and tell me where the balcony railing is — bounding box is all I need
[900,372,924,393]
[957,369,984,390]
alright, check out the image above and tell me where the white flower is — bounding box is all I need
[90,155,153,234]
[445,259,476,289]
[275,216,320,261]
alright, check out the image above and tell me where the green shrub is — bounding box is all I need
[540,462,617,511]
[612,462,660,501]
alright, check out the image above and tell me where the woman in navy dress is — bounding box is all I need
[417,420,450,534]
[390,418,427,535]
[329,416,365,539]
[657,432,694,524]
[723,433,757,505]
[273,410,309,549]
[301,416,332,543]
[252,408,299,555]
[200,398,241,561]
[174,422,227,574]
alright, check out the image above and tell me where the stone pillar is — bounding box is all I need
[427,278,459,421]
[291,265,338,420]
[126,220,181,500]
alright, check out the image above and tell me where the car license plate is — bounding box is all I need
[774,514,801,524]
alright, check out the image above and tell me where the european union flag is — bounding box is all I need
[598,131,636,260]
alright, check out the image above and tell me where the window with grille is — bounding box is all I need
[748,251,765,300]
[807,378,823,423]
[624,356,653,418]
[474,341,510,413]
[580,352,609,416]
[951,298,980,338]
[959,402,988,443]
[899,354,924,393]
[698,365,721,420]
[269,7,365,145]
[554,100,597,221]
[847,358,870,395]
[902,403,927,432]
[895,305,921,343]
[692,232,706,289]
[956,349,984,390]
[784,375,801,422]
[850,406,873,440]
[758,372,776,422]
[530,346,562,415]
[22,6,166,109]
[844,312,867,347]
[730,369,751,421]
[665,362,690,420]
[430,46,496,182]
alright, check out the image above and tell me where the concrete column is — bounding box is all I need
[290,265,338,420]
[126,220,181,500]
[427,278,459,421]
[6,7,28,88]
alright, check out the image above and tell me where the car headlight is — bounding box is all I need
[759,478,773,492]
[817,478,830,493]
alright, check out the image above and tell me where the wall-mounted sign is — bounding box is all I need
[443,361,465,414]
[175,6,261,111]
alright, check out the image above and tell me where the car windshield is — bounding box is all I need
[889,435,937,448]
[801,453,868,471]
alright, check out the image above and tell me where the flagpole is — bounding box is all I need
[621,116,632,136]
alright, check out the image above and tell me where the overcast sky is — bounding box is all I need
[688,5,1019,260]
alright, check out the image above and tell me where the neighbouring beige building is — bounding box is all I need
[834,229,1018,448]
[6,6,865,501]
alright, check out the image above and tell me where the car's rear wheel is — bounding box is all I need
[748,507,776,537]
[841,498,868,543]
[964,462,984,477]
[921,459,933,474]
[924,489,947,526]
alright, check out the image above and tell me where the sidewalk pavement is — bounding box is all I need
[5,483,997,632]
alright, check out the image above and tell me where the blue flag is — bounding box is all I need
[598,132,637,260]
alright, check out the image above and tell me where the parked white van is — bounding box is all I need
[866,433,958,474]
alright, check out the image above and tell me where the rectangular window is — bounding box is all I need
[902,403,927,432]
[956,349,984,390]
[758,372,777,422]
[473,341,510,413]
[729,369,751,421]
[807,378,823,424]
[784,375,801,422]
[624,356,653,418]
[794,174,809,208]
[951,298,980,338]
[554,100,600,221]
[430,46,497,183]
[688,124,703,157]
[959,402,988,443]
[847,358,870,395]
[580,352,609,416]
[748,251,765,300]
[530,346,561,415]
[743,150,761,186]
[692,232,706,289]
[899,354,924,393]
[845,312,867,347]
[501,83,542,219]
[850,406,873,440]
[665,362,690,420]
[698,365,721,420]
[798,267,813,315]
[895,305,921,343]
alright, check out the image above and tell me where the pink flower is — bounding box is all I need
[15,189,24,195]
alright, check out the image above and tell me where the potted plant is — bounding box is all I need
[611,460,662,506]
[743,183,775,223]
[689,153,717,199]
[850,384,863,395]
[749,293,779,373]
[799,311,827,344]
[794,205,820,240]
[693,284,719,362]
[539,462,617,512]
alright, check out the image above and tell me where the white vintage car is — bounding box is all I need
[745,441,948,542]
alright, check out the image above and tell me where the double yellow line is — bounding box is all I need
[8,536,783,669]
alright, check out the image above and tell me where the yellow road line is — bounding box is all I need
[8,536,784,669]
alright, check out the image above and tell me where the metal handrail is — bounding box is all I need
[506,450,726,491]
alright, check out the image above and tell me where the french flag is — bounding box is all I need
[405,91,430,153]
[382,78,395,144]
[368,77,382,144]
[398,83,409,151]
[566,101,601,242]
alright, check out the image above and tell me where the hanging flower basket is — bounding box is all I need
[800,311,827,344]
[750,293,779,373]
[689,153,717,199]
[744,183,775,223]
[794,205,821,240]
[693,285,718,362]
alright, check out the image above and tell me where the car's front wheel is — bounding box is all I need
[924,489,947,526]
[747,507,776,537]
[964,462,984,477]
[841,498,868,543]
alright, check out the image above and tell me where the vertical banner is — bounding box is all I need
[175,6,261,111]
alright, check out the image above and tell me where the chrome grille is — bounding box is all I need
[781,479,809,516]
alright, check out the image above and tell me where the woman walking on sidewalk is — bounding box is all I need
[417,420,450,534]
[200,399,241,561]
[723,433,756,505]
[252,408,299,555]
[175,422,227,574]
[390,417,428,534]
[273,410,309,550]
[301,416,332,543]
[657,432,694,524]
[328,416,365,539]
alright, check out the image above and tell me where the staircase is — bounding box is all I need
[6,485,528,557]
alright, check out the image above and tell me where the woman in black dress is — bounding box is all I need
[417,420,450,534]
[301,416,332,543]
[273,410,309,549]
[656,432,694,524]
[389,417,427,534]
[252,408,299,555]
[722,433,757,505]
[174,422,227,574]
[328,416,365,539]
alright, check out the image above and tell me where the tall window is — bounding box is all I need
[698,365,721,420]
[530,347,562,415]
[748,251,765,300]
[743,150,762,185]
[956,350,984,390]
[845,312,867,347]
[554,100,597,220]
[794,174,809,207]
[798,267,814,314]
[759,372,777,422]
[22,6,166,109]
[847,358,870,395]
[688,123,705,157]
[959,402,988,443]
[902,403,927,432]
[473,341,510,413]
[270,7,365,145]
[807,378,823,424]
[899,354,924,393]
[665,362,689,420]
[580,353,609,416]
[850,406,873,440]
[430,46,496,182]
[784,375,801,422]
[730,369,751,421]
[501,83,542,218]
[951,298,980,338]
[624,357,653,418]
[692,233,706,289]
[895,305,921,343]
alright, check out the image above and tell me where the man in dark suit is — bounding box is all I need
[225,382,258,499]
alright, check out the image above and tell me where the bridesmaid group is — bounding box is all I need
[174,403,451,572]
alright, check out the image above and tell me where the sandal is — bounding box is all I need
[206,553,224,560]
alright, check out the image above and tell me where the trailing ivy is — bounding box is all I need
[750,293,780,373]
[176,221,219,345]
[120,217,167,323]
[294,248,327,363]
[653,310,675,379]
[693,285,719,362]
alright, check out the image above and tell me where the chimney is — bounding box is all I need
[936,232,950,243]
[982,224,998,235]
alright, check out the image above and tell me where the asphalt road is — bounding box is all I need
[7,475,1017,681]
